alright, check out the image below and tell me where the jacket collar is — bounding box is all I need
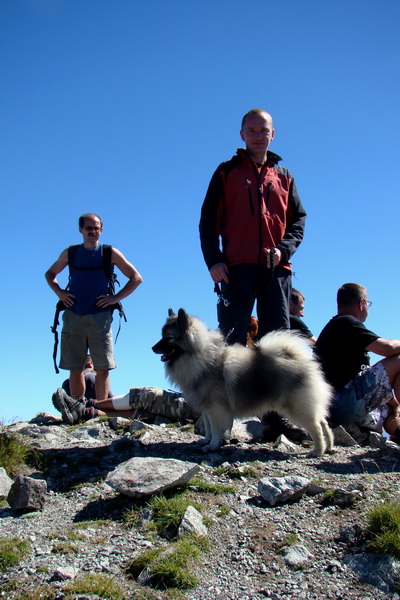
[237,148,283,165]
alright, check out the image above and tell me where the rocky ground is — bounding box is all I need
[1,414,400,600]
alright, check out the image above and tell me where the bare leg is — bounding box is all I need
[96,408,133,418]
[94,369,110,401]
[93,399,115,410]
[69,370,85,397]
[91,396,134,419]
[383,407,400,436]
[379,357,400,436]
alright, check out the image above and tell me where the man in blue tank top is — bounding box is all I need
[45,213,143,401]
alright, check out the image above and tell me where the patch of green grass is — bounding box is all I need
[321,488,359,508]
[148,494,203,539]
[65,529,86,541]
[36,564,49,573]
[14,583,57,599]
[366,501,400,557]
[186,477,235,494]
[216,504,231,517]
[65,423,86,432]
[133,428,149,437]
[126,533,208,590]
[92,535,107,544]
[277,532,299,550]
[0,432,39,477]
[64,572,125,599]
[321,488,342,505]
[123,499,148,529]
[124,506,142,529]
[51,541,78,554]
[0,537,30,571]
[212,466,226,476]
[229,466,260,479]
[72,519,111,528]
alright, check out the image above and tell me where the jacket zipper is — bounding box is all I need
[256,169,272,263]
[245,179,254,215]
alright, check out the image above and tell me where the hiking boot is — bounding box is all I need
[261,411,308,443]
[52,388,87,425]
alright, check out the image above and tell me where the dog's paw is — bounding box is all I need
[201,443,223,453]
[307,449,323,458]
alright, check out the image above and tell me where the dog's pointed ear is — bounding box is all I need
[177,308,189,331]
[168,308,176,318]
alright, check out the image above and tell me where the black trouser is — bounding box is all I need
[217,264,292,346]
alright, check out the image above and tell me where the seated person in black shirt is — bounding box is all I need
[315,283,400,441]
[289,288,317,344]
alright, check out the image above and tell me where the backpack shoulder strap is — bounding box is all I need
[67,245,80,276]
[101,244,113,280]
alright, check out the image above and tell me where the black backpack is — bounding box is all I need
[50,244,127,373]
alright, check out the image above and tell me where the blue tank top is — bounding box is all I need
[69,244,110,315]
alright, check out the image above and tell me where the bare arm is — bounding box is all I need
[366,337,400,358]
[96,247,143,308]
[44,249,76,307]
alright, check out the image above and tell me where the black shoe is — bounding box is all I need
[261,411,308,443]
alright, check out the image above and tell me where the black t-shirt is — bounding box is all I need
[290,315,314,339]
[314,315,379,390]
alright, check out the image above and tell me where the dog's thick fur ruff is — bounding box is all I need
[152,309,334,456]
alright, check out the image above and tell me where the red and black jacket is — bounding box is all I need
[199,148,306,271]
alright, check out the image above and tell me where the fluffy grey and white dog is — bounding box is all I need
[152,309,333,456]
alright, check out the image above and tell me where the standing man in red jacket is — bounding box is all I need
[199,108,306,346]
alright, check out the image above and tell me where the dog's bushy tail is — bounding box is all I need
[258,329,314,362]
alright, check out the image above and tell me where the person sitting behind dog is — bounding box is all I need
[246,316,259,348]
[315,283,400,441]
[52,386,199,425]
[62,355,114,400]
[289,288,317,344]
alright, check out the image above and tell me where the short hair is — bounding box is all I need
[79,213,103,229]
[291,288,305,305]
[337,283,367,309]
[241,109,273,130]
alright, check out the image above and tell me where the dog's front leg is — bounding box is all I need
[201,406,233,452]
[197,413,212,446]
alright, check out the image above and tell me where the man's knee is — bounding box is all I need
[95,368,109,379]
[381,355,400,384]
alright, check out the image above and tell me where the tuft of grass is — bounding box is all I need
[126,533,208,590]
[366,501,400,557]
[277,532,299,551]
[72,519,111,528]
[321,488,360,508]
[148,494,203,539]
[216,504,231,517]
[65,529,86,541]
[186,477,235,494]
[51,541,78,554]
[123,499,148,529]
[92,535,107,544]
[0,432,31,477]
[124,506,142,529]
[64,572,125,599]
[13,584,57,599]
[0,537,31,571]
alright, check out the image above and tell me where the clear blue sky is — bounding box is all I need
[1,0,399,423]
